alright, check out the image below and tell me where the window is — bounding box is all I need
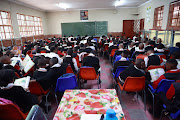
[0,11,14,39]
[17,13,43,37]
[153,6,164,29]
[167,1,180,30]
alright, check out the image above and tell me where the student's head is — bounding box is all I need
[36,47,41,53]
[172,51,180,59]
[121,50,129,58]
[45,57,50,65]
[135,59,145,70]
[146,50,154,56]
[145,40,150,45]
[130,42,135,47]
[176,42,180,48]
[38,58,46,68]
[165,59,178,71]
[73,47,78,53]
[67,49,73,56]
[153,37,156,40]
[0,69,15,87]
[50,46,57,53]
[139,43,144,49]
[49,57,58,67]
[157,38,162,44]
[118,43,124,49]
[0,55,11,64]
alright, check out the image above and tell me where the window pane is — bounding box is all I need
[4,26,9,32]
[1,12,7,18]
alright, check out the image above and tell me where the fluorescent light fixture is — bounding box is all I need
[56,3,69,9]
[114,0,124,7]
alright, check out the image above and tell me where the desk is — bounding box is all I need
[53,89,125,120]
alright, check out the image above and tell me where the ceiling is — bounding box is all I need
[8,0,150,12]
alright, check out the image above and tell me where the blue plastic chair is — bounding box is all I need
[112,66,128,79]
[55,73,77,93]
[160,104,180,120]
[148,79,175,116]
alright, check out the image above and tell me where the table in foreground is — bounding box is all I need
[53,89,125,120]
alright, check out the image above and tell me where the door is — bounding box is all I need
[123,20,134,39]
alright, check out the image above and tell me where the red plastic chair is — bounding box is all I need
[75,55,81,68]
[79,67,101,88]
[40,50,46,53]
[159,54,166,63]
[0,101,28,120]
[14,64,20,71]
[66,65,74,74]
[117,76,146,110]
[109,49,118,63]
[29,81,50,113]
[103,44,109,56]
[136,54,147,60]
[147,65,165,71]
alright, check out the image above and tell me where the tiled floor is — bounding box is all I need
[46,56,169,120]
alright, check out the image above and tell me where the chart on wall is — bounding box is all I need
[61,21,108,37]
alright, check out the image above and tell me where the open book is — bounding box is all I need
[21,54,35,73]
[14,76,30,89]
[148,68,165,82]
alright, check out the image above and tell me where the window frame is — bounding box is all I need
[17,13,43,37]
[0,10,14,40]
[153,6,164,30]
[167,1,180,30]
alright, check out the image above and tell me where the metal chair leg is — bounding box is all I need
[152,94,155,116]
[144,90,146,111]
[160,109,165,120]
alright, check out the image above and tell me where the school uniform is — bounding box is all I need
[153,69,180,89]
[63,55,78,73]
[144,53,161,67]
[36,63,68,91]
[33,68,47,79]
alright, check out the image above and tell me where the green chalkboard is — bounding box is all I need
[61,21,107,37]
[95,21,108,37]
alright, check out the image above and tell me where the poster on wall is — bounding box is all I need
[80,10,88,20]
[146,7,151,23]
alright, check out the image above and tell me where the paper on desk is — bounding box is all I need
[81,114,102,120]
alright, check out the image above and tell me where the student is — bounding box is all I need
[132,43,145,58]
[113,50,132,73]
[108,41,118,54]
[153,59,180,89]
[45,46,63,64]
[0,69,38,113]
[155,38,165,48]
[154,44,166,55]
[31,57,68,91]
[82,51,100,74]
[144,50,161,67]
[33,58,47,79]
[114,43,125,59]
[144,40,153,52]
[119,59,146,85]
[63,49,78,74]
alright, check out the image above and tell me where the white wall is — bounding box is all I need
[0,0,48,38]
[138,0,175,31]
[47,8,138,35]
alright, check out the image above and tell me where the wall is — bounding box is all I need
[138,0,175,31]
[0,0,48,38]
[47,8,138,36]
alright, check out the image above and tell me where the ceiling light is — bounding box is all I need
[114,0,124,7]
[56,3,69,9]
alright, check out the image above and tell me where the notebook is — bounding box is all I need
[14,76,30,89]
[148,68,165,82]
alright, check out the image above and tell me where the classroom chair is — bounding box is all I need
[109,49,118,63]
[148,79,175,116]
[78,67,101,89]
[136,54,147,60]
[0,98,28,120]
[112,66,128,79]
[26,105,47,120]
[160,105,180,120]
[66,65,74,74]
[117,76,146,110]
[103,44,109,56]
[158,54,166,64]
[29,81,50,113]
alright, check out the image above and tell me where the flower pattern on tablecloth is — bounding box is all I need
[53,89,125,120]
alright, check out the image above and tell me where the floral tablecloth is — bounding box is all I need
[53,89,125,120]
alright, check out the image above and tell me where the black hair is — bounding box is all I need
[67,49,73,56]
[50,57,58,65]
[38,58,46,67]
[36,47,41,53]
[167,59,178,68]
[50,46,56,52]
[0,69,15,87]
[176,42,180,48]
[122,50,129,58]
